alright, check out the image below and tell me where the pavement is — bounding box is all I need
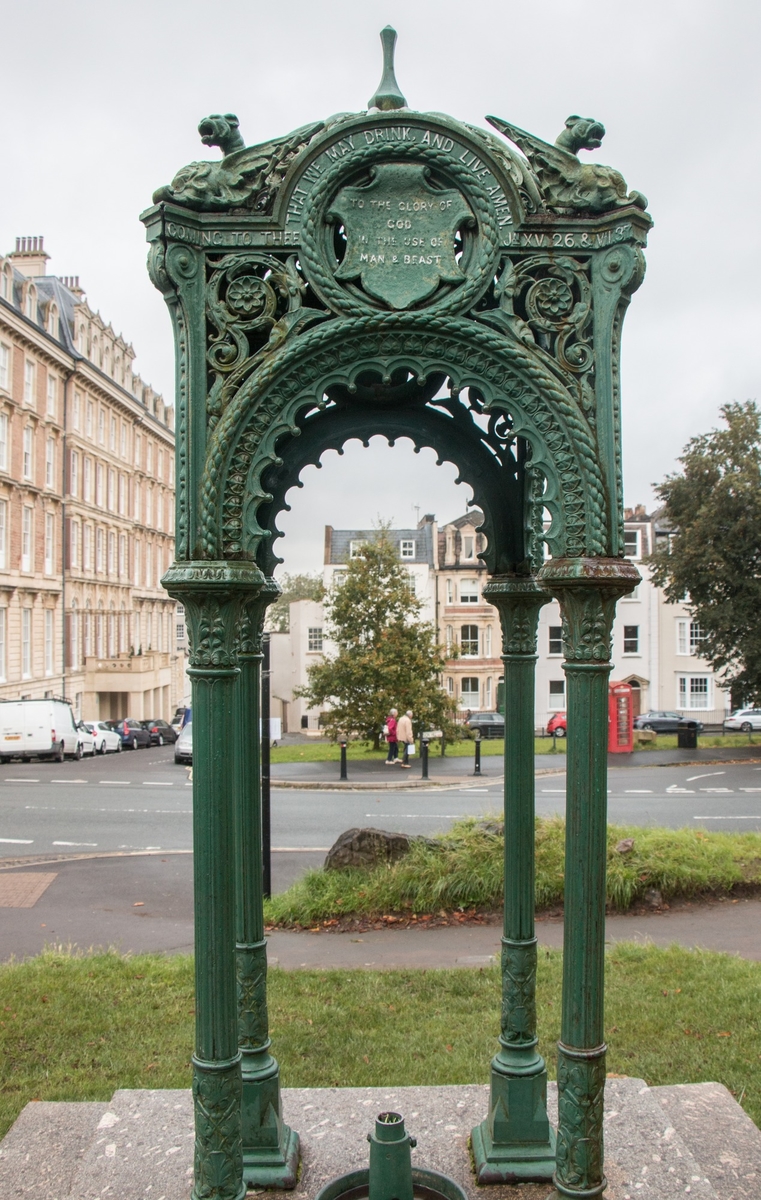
[2,850,761,966]
[271,741,761,787]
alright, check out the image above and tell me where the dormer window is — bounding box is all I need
[0,265,11,302]
[349,540,366,558]
[47,304,59,339]
[25,284,37,321]
[462,534,475,559]
[400,539,415,559]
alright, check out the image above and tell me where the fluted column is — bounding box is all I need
[235,587,299,1187]
[472,576,555,1183]
[537,558,639,1200]
[164,562,266,1200]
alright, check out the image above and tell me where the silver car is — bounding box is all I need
[724,708,761,732]
[175,721,193,764]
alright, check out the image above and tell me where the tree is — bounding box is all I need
[295,530,456,746]
[265,572,324,632]
[648,401,761,704]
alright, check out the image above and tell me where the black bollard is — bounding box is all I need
[421,737,429,779]
[473,737,482,776]
[340,740,348,780]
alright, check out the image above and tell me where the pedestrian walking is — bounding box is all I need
[396,709,414,767]
[384,708,399,763]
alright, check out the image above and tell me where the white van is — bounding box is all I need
[0,699,82,762]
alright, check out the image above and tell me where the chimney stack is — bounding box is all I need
[10,236,51,278]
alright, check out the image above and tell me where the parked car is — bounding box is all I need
[140,719,178,746]
[75,722,97,758]
[0,698,81,762]
[465,711,505,739]
[175,722,193,764]
[105,718,152,750]
[723,708,761,732]
[83,721,123,754]
[633,711,704,734]
[546,712,567,737]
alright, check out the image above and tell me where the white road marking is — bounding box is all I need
[51,779,87,784]
[666,785,694,793]
[625,790,653,794]
[367,814,467,819]
[694,816,761,821]
[5,779,39,783]
[102,781,130,785]
[460,788,488,793]
[52,840,97,847]
[0,837,33,843]
[142,781,174,786]
[686,772,725,781]
[542,789,566,793]
[739,788,761,792]
[700,788,732,793]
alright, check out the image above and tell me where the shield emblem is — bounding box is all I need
[330,163,473,310]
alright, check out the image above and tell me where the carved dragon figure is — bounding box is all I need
[487,114,647,215]
[153,118,328,213]
[197,113,245,157]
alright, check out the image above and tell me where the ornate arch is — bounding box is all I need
[199,312,605,565]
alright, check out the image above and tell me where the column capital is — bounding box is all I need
[483,576,550,656]
[237,580,281,659]
[537,558,640,666]
[163,561,269,670]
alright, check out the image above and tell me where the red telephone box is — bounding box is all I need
[608,681,634,753]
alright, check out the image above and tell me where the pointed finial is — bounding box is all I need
[367,26,407,111]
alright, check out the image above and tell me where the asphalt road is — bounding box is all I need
[2,749,761,862]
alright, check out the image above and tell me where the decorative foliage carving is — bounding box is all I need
[199,313,606,565]
[484,579,549,656]
[554,1048,607,1192]
[237,942,270,1052]
[192,1060,244,1200]
[163,562,269,669]
[153,120,327,213]
[488,114,647,216]
[538,558,640,663]
[500,938,538,1046]
[479,255,595,418]
[205,252,326,431]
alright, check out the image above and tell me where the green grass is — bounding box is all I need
[263,817,761,926]
[270,732,761,763]
[1,945,760,1140]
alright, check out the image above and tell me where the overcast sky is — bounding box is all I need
[3,0,759,573]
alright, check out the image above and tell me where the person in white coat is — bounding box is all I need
[396,710,414,768]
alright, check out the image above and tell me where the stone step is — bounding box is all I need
[4,1078,753,1199]
[650,1082,761,1199]
[0,1099,108,1199]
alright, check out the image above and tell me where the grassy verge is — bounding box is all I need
[263,817,761,926]
[1,945,759,1140]
[270,733,761,763]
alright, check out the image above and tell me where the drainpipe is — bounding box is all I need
[61,366,77,702]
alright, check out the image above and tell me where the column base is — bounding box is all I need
[543,1177,608,1200]
[241,1061,300,1189]
[242,1123,300,1189]
[471,1117,556,1184]
[471,1060,556,1184]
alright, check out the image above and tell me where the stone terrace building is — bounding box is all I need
[0,236,185,720]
